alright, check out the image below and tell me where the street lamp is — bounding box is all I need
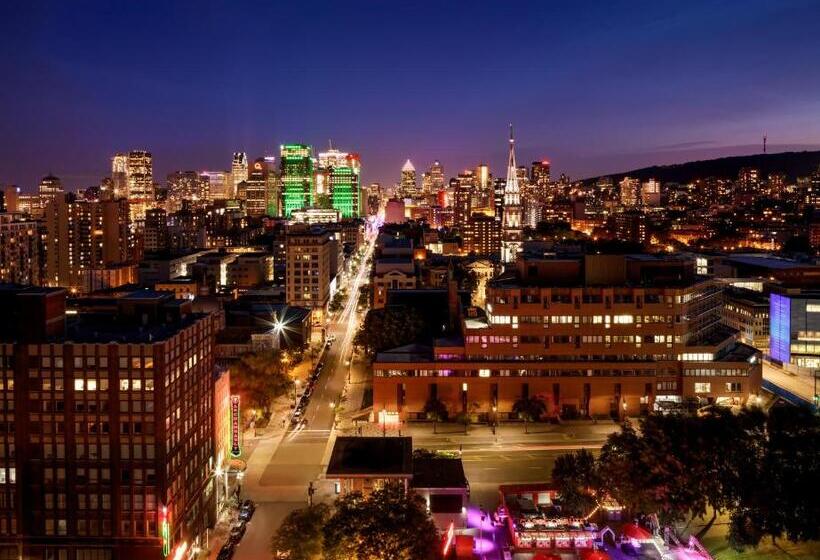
[491,405,497,436]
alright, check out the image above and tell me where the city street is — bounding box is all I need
[230,236,375,560]
[763,360,818,404]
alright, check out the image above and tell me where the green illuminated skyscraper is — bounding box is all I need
[280,144,313,217]
[330,165,357,218]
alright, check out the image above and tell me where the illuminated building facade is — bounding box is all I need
[166,171,209,212]
[230,153,248,200]
[373,255,762,422]
[770,288,820,371]
[126,151,154,222]
[501,127,522,264]
[619,176,640,208]
[280,145,314,217]
[200,171,230,202]
[44,196,134,292]
[286,225,335,328]
[244,159,268,217]
[0,287,217,560]
[0,213,40,285]
[400,159,417,197]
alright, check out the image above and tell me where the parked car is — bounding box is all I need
[229,522,246,543]
[217,543,235,560]
[239,500,256,521]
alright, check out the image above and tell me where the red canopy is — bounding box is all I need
[622,523,652,540]
[579,550,611,560]
[533,554,561,560]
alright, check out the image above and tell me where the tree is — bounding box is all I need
[423,397,448,434]
[329,289,347,314]
[231,349,294,414]
[271,503,331,560]
[353,306,426,361]
[323,483,441,560]
[512,396,546,433]
[553,449,602,517]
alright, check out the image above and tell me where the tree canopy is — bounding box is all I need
[271,503,330,560]
[353,305,426,361]
[322,483,442,560]
[230,349,293,413]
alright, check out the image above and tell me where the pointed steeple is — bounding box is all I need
[501,124,522,264]
[505,123,518,194]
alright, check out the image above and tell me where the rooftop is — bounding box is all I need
[326,437,413,477]
[411,457,468,489]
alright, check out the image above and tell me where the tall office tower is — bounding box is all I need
[264,156,279,216]
[452,177,472,230]
[126,150,154,221]
[465,213,501,256]
[421,172,432,195]
[400,159,417,197]
[166,171,209,212]
[244,158,268,217]
[44,196,133,291]
[231,152,248,199]
[318,148,361,217]
[516,166,529,192]
[530,160,551,190]
[37,174,64,216]
[366,183,382,216]
[613,209,648,244]
[619,176,640,207]
[641,178,662,207]
[493,178,505,223]
[200,171,230,201]
[501,126,523,264]
[474,163,492,207]
[280,144,314,217]
[428,160,445,194]
[329,161,360,219]
[0,287,217,559]
[144,208,169,252]
[0,213,40,284]
[111,153,129,197]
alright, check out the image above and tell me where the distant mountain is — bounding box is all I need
[582,150,820,185]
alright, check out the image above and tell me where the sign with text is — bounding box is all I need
[230,395,241,457]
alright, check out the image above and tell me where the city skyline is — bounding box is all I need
[3,0,820,190]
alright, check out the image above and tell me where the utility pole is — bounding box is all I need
[308,481,315,506]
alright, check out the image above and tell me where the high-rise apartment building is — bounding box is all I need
[144,209,169,253]
[0,287,217,560]
[280,145,314,217]
[286,225,334,328]
[44,196,133,291]
[126,151,154,222]
[619,177,640,207]
[38,175,64,210]
[501,127,523,264]
[464,213,501,256]
[641,179,661,207]
[166,171,209,212]
[230,153,248,200]
[453,177,472,230]
[0,213,40,285]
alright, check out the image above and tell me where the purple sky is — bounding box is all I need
[1,1,820,192]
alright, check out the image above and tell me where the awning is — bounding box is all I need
[579,550,611,560]
[622,523,652,540]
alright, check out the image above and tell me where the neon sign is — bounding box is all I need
[230,395,242,457]
[442,521,455,556]
[160,506,170,557]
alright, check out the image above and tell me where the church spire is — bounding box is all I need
[501,124,523,264]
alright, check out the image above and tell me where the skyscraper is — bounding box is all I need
[245,158,268,217]
[111,153,128,197]
[452,177,472,230]
[619,176,640,207]
[231,152,249,200]
[427,160,445,194]
[166,171,209,212]
[400,159,417,197]
[37,174,64,215]
[501,126,522,264]
[126,150,153,221]
[318,148,361,218]
[280,144,314,217]
[200,170,230,201]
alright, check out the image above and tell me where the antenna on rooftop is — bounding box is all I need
[763,134,767,154]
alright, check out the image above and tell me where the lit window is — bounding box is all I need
[694,382,711,394]
[74,379,84,391]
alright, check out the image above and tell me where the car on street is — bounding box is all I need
[229,522,246,543]
[217,543,235,560]
[239,500,255,521]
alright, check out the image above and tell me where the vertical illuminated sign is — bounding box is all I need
[160,506,170,557]
[230,395,242,457]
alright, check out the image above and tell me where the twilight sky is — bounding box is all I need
[2,0,820,191]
